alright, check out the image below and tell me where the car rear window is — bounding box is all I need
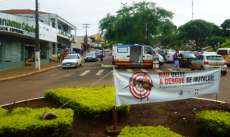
[65,55,79,59]
[117,47,128,53]
[206,55,223,60]
[217,50,228,55]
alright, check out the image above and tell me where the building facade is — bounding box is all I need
[0,9,75,70]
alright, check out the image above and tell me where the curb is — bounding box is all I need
[193,97,227,104]
[0,97,45,108]
[101,64,113,68]
[0,65,61,81]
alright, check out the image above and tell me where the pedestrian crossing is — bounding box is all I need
[96,69,104,76]
[80,70,90,76]
[57,68,181,78]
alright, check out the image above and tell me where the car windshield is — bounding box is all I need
[65,55,79,59]
[206,55,223,61]
[87,53,95,56]
[217,50,228,55]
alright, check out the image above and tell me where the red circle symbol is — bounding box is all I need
[129,72,153,100]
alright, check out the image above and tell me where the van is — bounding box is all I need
[112,44,159,68]
[217,48,230,67]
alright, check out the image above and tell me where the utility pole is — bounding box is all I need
[35,0,40,70]
[145,23,148,45]
[83,24,90,47]
[192,0,194,20]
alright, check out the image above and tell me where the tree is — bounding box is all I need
[99,2,174,45]
[179,19,222,50]
[221,19,230,37]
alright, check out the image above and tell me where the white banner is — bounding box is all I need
[113,69,221,106]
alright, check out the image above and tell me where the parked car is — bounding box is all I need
[165,49,176,62]
[191,52,227,75]
[179,51,196,68]
[158,53,165,66]
[84,52,98,62]
[95,49,104,58]
[217,48,230,67]
[62,54,83,68]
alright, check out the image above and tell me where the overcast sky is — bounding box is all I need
[0,0,230,36]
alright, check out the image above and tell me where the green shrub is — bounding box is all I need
[0,107,74,137]
[196,110,230,137]
[45,86,129,118]
[0,108,6,116]
[118,126,183,137]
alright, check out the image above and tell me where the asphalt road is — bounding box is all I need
[0,52,230,105]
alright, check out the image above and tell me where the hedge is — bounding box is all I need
[118,126,183,137]
[0,108,6,116]
[0,107,74,137]
[196,110,230,137]
[45,86,129,118]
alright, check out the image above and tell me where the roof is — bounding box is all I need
[0,9,49,15]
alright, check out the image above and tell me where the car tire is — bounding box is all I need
[221,71,227,76]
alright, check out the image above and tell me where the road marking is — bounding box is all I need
[141,69,148,72]
[155,69,163,73]
[80,70,90,76]
[168,68,174,72]
[96,69,104,76]
[127,69,133,73]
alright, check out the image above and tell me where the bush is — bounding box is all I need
[118,126,183,137]
[45,86,129,118]
[0,108,6,116]
[196,110,230,137]
[0,107,74,137]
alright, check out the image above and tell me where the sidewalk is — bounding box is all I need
[0,62,61,81]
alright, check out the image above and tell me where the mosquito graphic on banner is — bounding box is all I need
[113,69,221,106]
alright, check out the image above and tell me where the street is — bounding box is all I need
[0,52,230,105]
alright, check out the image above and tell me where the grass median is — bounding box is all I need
[45,86,129,118]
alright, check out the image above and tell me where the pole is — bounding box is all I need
[112,106,118,130]
[145,23,148,44]
[35,0,40,70]
[83,24,90,47]
[192,0,194,20]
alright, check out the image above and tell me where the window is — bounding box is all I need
[217,50,228,55]
[197,55,204,60]
[206,56,223,61]
[144,47,153,55]
[117,47,128,53]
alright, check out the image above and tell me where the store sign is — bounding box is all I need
[0,13,57,42]
[0,13,35,37]
[113,69,221,106]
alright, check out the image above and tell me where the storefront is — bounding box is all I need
[0,13,57,71]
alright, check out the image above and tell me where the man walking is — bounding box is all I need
[173,49,180,69]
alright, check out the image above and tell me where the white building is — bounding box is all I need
[0,9,76,70]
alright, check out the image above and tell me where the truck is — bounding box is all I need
[112,44,159,68]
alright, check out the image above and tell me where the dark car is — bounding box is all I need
[179,51,196,68]
[84,52,98,62]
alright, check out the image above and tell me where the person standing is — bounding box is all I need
[173,49,180,69]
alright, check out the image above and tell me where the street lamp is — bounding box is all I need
[35,0,40,70]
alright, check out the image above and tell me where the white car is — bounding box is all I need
[165,49,176,62]
[62,54,83,68]
[192,52,227,75]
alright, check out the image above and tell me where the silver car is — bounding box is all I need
[192,52,227,75]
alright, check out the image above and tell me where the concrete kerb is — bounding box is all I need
[193,97,227,104]
[0,65,61,82]
[0,97,45,108]
[101,64,113,68]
